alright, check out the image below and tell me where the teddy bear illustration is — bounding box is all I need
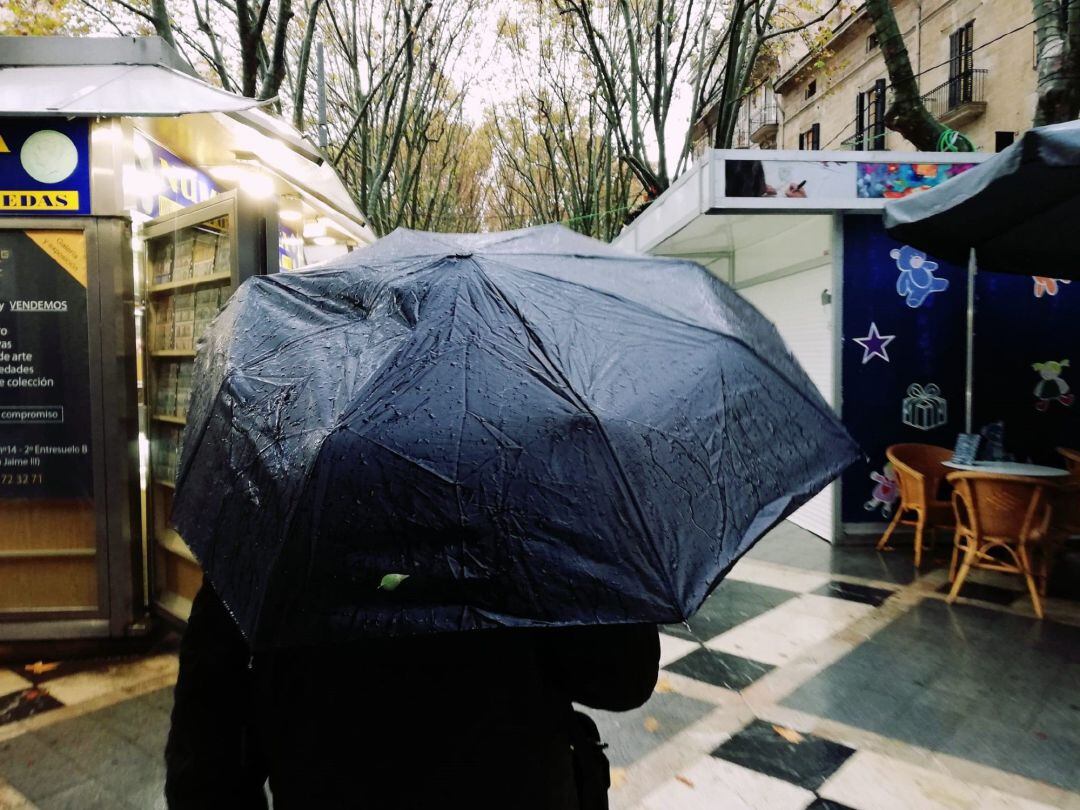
[1033,359,1074,411]
[892,245,949,308]
[1032,277,1071,298]
[864,462,899,517]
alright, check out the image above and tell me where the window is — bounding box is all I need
[799,123,821,150]
[995,131,1016,152]
[866,32,879,52]
[805,79,817,100]
[855,79,887,151]
[949,21,975,109]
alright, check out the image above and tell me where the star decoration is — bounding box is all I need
[854,322,895,364]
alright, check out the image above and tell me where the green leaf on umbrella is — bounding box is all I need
[378,573,410,591]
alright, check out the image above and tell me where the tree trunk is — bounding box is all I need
[864,0,967,150]
[150,0,176,47]
[258,0,294,100]
[1033,0,1080,125]
[291,0,325,129]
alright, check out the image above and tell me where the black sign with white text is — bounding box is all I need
[0,229,93,498]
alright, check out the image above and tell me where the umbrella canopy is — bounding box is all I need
[883,121,1080,277]
[173,226,858,648]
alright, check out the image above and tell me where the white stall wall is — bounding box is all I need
[739,262,837,541]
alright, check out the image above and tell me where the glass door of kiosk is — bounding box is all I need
[140,190,276,624]
[0,217,137,640]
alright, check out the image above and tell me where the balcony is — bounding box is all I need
[749,105,779,145]
[921,68,988,128]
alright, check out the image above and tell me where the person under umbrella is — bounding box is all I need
[166,583,658,809]
[164,226,857,808]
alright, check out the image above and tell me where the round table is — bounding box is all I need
[943,461,1071,477]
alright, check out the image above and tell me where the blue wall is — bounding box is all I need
[972,272,1080,464]
[840,215,968,523]
[840,215,1080,524]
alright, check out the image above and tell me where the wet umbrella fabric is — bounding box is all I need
[172,225,858,649]
[883,120,1080,277]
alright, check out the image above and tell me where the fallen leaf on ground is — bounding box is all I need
[675,774,695,788]
[643,716,660,733]
[654,677,675,693]
[610,768,627,789]
[24,661,59,675]
[772,725,804,743]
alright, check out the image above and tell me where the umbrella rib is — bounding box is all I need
[482,256,840,436]
[465,257,682,614]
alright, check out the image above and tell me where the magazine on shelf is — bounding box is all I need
[151,241,174,286]
[192,231,218,278]
[156,361,179,416]
[213,235,231,276]
[173,233,195,281]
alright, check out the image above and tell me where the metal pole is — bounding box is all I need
[966,247,976,433]
[317,41,328,151]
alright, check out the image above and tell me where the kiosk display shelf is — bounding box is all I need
[141,190,274,623]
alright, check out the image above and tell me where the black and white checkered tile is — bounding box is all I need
[583,549,1079,810]
[0,653,178,729]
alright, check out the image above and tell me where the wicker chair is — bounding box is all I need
[1058,446,1080,477]
[1053,446,1080,542]
[1039,480,1080,596]
[875,443,954,568]
[946,472,1055,618]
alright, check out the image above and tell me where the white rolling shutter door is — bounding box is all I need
[739,264,837,541]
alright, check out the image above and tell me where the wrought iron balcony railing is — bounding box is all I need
[921,68,988,123]
[749,105,779,145]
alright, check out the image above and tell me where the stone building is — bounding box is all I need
[717,0,1038,153]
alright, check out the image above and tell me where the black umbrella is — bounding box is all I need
[173,226,858,648]
[883,121,1080,277]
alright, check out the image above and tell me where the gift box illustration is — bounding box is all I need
[902,383,947,431]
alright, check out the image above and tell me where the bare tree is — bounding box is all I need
[483,5,640,238]
[321,0,490,234]
[553,0,844,196]
[80,0,311,102]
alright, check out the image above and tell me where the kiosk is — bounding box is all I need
[0,37,374,639]
[616,150,1080,543]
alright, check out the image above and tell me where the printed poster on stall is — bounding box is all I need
[0,118,91,216]
[0,229,94,498]
[840,215,968,524]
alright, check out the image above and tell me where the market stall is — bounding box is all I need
[0,36,374,639]
[614,149,1079,543]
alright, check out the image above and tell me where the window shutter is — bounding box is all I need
[855,92,866,151]
[949,28,961,108]
[963,22,974,101]
[872,79,887,149]
[811,123,820,150]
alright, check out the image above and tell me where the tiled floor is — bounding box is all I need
[1,522,1079,809]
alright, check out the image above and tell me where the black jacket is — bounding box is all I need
[165,584,660,809]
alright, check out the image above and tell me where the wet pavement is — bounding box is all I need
[1,521,1079,809]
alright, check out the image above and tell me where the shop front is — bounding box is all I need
[0,36,374,640]
[615,149,1080,543]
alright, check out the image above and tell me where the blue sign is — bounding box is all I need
[0,119,91,216]
[132,132,221,218]
[972,271,1080,464]
[841,215,968,523]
